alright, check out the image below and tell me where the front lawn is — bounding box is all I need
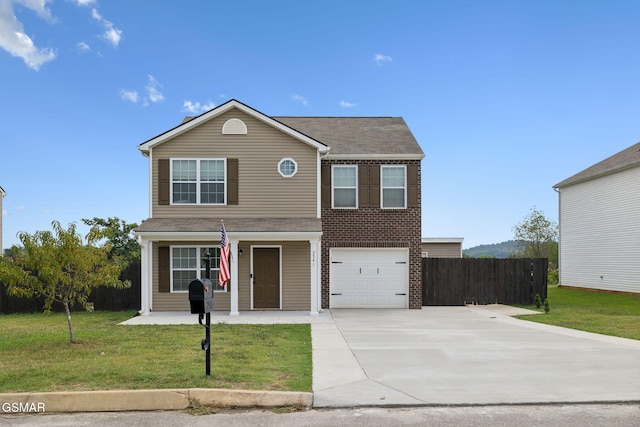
[0,311,312,393]
[516,286,640,340]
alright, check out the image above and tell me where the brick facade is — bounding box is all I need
[321,159,422,309]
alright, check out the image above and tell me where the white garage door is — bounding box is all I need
[330,248,409,308]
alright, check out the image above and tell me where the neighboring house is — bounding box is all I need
[421,238,464,258]
[0,186,4,255]
[553,141,640,294]
[134,99,424,315]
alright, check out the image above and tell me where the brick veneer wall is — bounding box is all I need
[321,159,422,309]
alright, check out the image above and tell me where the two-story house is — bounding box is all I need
[134,100,424,315]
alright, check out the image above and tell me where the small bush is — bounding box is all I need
[535,294,542,308]
[544,298,550,314]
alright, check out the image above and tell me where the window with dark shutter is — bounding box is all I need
[369,165,380,207]
[158,246,170,293]
[321,164,331,208]
[358,166,369,207]
[227,158,239,205]
[408,164,419,208]
[158,159,170,206]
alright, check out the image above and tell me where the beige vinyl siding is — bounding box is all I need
[151,241,231,312]
[421,242,462,258]
[151,109,318,218]
[152,240,310,312]
[281,241,311,310]
[559,165,640,294]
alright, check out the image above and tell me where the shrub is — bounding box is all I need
[535,294,542,308]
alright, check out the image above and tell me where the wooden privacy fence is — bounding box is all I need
[423,258,548,306]
[0,263,141,314]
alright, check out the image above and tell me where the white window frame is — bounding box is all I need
[169,245,227,293]
[170,158,227,205]
[278,158,298,177]
[332,165,358,209]
[381,165,407,209]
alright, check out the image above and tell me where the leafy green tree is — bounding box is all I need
[512,207,558,268]
[82,217,140,264]
[0,221,129,343]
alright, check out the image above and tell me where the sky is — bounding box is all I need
[1,0,639,250]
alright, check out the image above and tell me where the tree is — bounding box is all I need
[512,206,558,268]
[0,221,129,343]
[82,217,140,264]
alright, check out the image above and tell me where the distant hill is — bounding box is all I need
[463,240,519,258]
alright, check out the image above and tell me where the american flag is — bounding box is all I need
[219,223,230,288]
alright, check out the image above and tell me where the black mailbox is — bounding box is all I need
[188,278,214,314]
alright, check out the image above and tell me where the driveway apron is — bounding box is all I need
[312,307,640,407]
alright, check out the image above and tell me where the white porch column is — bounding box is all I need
[138,238,151,316]
[310,237,321,315]
[230,239,239,316]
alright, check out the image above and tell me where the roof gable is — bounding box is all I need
[0,186,5,197]
[138,99,329,155]
[554,141,640,188]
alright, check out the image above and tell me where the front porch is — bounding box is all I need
[135,217,323,316]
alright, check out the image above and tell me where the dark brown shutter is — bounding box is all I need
[158,159,170,205]
[158,246,170,293]
[227,158,238,205]
[321,164,331,208]
[369,165,380,208]
[407,164,419,208]
[358,165,369,207]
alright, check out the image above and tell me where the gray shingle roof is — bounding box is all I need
[274,116,423,157]
[554,141,640,188]
[135,217,322,233]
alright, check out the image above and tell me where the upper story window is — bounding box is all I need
[278,158,297,177]
[332,165,357,208]
[172,159,225,204]
[381,165,406,209]
[171,246,226,292]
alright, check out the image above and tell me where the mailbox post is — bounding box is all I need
[188,253,213,376]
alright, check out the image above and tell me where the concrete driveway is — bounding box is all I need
[312,306,640,407]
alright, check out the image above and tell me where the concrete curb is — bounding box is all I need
[0,389,313,413]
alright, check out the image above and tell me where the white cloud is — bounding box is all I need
[146,75,164,103]
[0,0,56,70]
[90,7,122,47]
[374,53,392,65]
[183,100,215,114]
[15,205,24,210]
[16,0,54,21]
[120,89,139,103]
[72,0,96,5]
[120,75,165,106]
[292,94,308,105]
[77,41,90,51]
[2,209,8,216]
[339,100,356,108]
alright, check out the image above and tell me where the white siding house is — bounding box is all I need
[553,142,640,294]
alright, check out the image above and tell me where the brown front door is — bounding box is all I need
[253,247,280,309]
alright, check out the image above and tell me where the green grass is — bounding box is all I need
[516,286,640,340]
[0,311,312,393]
